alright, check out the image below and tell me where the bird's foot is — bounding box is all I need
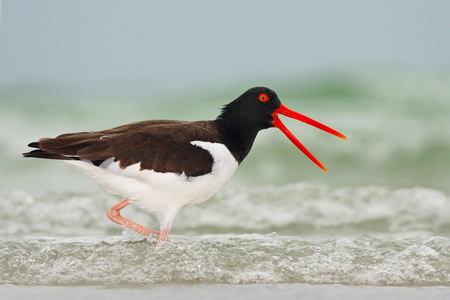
[107,199,159,236]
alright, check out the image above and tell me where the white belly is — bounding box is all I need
[66,141,238,218]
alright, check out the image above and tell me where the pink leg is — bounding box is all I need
[156,214,175,245]
[107,199,159,237]
[158,225,171,244]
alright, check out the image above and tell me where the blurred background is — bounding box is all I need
[1,1,450,194]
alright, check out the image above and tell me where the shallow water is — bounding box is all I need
[1,71,450,297]
[2,234,450,286]
[1,185,449,286]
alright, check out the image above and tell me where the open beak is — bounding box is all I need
[272,104,347,172]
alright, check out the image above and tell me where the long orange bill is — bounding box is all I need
[272,104,347,172]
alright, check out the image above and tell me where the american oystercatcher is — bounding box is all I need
[23,87,346,244]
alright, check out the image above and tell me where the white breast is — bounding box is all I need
[65,141,238,219]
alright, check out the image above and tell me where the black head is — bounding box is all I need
[214,87,283,163]
[215,87,347,169]
[216,87,282,131]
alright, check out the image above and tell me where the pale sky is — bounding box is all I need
[1,1,449,92]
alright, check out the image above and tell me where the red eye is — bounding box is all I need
[258,93,269,102]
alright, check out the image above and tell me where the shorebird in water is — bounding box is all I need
[23,87,346,245]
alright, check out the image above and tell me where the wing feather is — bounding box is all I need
[23,120,222,177]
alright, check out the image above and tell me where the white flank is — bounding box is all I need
[65,141,238,225]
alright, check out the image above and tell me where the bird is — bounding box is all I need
[23,87,346,245]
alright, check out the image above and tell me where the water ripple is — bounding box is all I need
[1,234,449,286]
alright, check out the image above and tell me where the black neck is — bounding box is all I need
[214,116,260,164]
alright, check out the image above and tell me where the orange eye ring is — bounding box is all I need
[258,93,269,102]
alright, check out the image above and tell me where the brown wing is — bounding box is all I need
[23,120,222,177]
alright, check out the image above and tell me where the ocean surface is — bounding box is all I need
[1,70,450,298]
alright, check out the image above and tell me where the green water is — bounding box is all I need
[3,70,449,192]
[0,70,449,292]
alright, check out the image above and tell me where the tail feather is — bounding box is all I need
[22,149,79,161]
[38,132,102,149]
[27,142,40,148]
[23,132,111,163]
